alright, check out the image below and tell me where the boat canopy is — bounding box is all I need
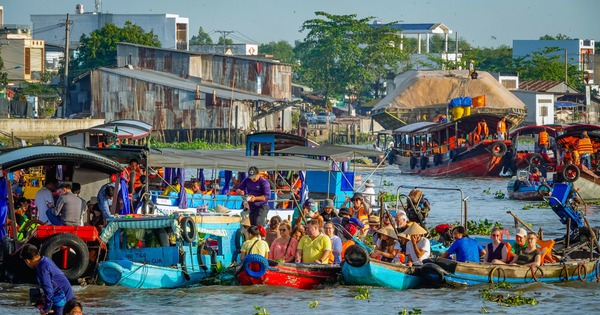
[428,113,509,135]
[393,122,438,135]
[272,145,382,160]
[510,125,560,137]
[60,119,153,147]
[147,148,330,171]
[0,146,123,173]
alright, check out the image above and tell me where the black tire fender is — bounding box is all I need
[409,156,418,170]
[344,244,369,268]
[491,141,508,157]
[419,156,428,170]
[562,164,580,182]
[180,216,197,243]
[41,233,89,281]
[528,153,543,166]
[537,183,552,196]
[513,180,521,192]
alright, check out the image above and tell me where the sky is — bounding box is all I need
[2,0,599,48]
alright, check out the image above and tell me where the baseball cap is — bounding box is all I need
[516,228,527,238]
[248,166,259,178]
[304,198,315,209]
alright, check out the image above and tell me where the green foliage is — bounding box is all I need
[308,300,319,308]
[494,191,506,199]
[71,21,161,78]
[462,45,514,74]
[354,286,371,300]
[480,283,539,307]
[259,40,295,63]
[539,34,573,40]
[514,47,584,91]
[522,202,550,210]
[382,180,394,187]
[0,50,9,87]
[189,27,213,45]
[467,219,502,236]
[150,139,240,150]
[295,12,409,102]
[217,36,234,45]
[253,306,270,315]
[399,309,422,315]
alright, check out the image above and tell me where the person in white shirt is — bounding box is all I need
[35,179,57,224]
[361,179,377,207]
[404,223,430,266]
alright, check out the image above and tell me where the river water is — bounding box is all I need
[2,170,600,314]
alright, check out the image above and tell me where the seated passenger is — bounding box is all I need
[269,220,298,263]
[319,199,338,222]
[485,227,510,263]
[529,167,542,182]
[265,216,282,246]
[508,232,541,267]
[371,227,399,263]
[190,179,202,194]
[240,226,269,259]
[324,221,343,264]
[162,178,192,196]
[441,226,486,263]
[296,219,332,264]
[48,183,85,226]
[404,223,430,266]
[292,198,318,228]
[291,225,305,242]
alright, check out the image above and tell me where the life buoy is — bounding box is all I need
[180,217,197,243]
[578,262,588,281]
[528,153,543,166]
[344,244,369,268]
[419,156,428,170]
[41,233,89,281]
[491,141,508,157]
[98,261,124,285]
[562,164,580,182]
[242,254,268,278]
[409,156,418,170]
[537,184,552,197]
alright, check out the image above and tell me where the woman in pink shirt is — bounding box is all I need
[269,220,298,263]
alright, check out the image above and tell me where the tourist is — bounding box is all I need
[48,183,85,226]
[324,221,343,264]
[348,192,370,231]
[190,179,202,194]
[395,210,411,233]
[296,219,331,264]
[63,299,83,315]
[162,177,191,195]
[340,218,364,261]
[510,232,542,267]
[404,223,431,266]
[538,129,549,154]
[269,220,297,263]
[381,212,394,228]
[512,228,528,254]
[21,244,74,315]
[485,227,510,263]
[14,200,29,226]
[361,180,377,207]
[236,166,271,226]
[35,179,57,224]
[266,216,282,246]
[577,131,593,169]
[371,226,399,263]
[240,226,269,259]
[71,183,87,226]
[319,199,338,222]
[529,167,542,182]
[291,225,305,242]
[441,226,486,263]
[97,182,115,220]
[367,215,381,242]
[496,117,507,140]
[123,158,145,191]
[292,198,318,227]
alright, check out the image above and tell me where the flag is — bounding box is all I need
[0,178,7,239]
[299,171,309,206]
[119,177,131,215]
[472,95,486,108]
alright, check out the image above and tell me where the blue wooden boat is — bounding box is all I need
[97,214,241,289]
[341,245,422,290]
[507,169,552,201]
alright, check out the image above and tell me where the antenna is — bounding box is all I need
[95,0,102,13]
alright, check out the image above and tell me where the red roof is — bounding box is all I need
[519,80,563,92]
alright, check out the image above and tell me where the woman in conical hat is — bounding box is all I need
[371,226,399,263]
[404,223,430,266]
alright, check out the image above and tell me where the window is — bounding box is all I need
[24,47,31,75]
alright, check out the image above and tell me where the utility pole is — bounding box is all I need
[564,48,568,84]
[62,14,71,118]
[215,30,234,54]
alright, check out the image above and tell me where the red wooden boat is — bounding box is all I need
[237,255,340,289]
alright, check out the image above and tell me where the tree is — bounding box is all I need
[295,12,408,103]
[70,21,161,78]
[217,37,234,45]
[462,45,514,74]
[0,49,9,87]
[539,34,573,40]
[514,47,584,90]
[189,27,213,45]
[259,40,294,63]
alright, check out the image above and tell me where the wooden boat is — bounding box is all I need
[98,214,241,289]
[422,258,600,286]
[505,124,562,177]
[236,255,340,290]
[506,169,553,201]
[393,114,513,177]
[340,245,422,290]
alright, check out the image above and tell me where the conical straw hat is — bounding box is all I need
[376,226,398,240]
[404,223,427,236]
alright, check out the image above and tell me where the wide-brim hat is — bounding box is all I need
[215,205,231,214]
[398,233,410,240]
[323,199,334,208]
[351,192,363,200]
[338,208,351,216]
[377,226,398,240]
[404,223,427,236]
[368,215,380,225]
[364,180,375,187]
[241,217,251,226]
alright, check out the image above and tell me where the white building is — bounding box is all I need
[0,24,45,83]
[31,9,189,50]
[512,90,555,125]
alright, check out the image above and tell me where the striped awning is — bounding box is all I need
[100,217,178,243]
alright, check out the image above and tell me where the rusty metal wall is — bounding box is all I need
[90,69,259,132]
[117,44,192,78]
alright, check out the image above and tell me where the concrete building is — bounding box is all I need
[512,90,555,125]
[513,39,595,84]
[190,43,259,56]
[0,24,45,83]
[31,10,189,50]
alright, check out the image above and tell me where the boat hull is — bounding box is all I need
[341,259,422,290]
[98,259,207,289]
[571,169,600,202]
[237,262,340,290]
[423,258,600,286]
[401,150,505,177]
[506,179,546,201]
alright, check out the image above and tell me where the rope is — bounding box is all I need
[488,266,506,284]
[559,263,569,282]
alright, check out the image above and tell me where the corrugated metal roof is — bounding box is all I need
[99,67,284,103]
[372,23,451,34]
[519,80,562,92]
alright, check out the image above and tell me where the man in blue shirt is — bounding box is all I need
[236,166,271,226]
[21,244,74,315]
[441,226,486,263]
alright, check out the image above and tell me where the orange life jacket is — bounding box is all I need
[577,137,593,155]
[497,120,506,133]
[538,131,549,145]
[341,240,355,261]
[477,122,489,137]
[448,136,457,149]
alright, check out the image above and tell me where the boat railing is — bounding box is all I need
[395,185,468,229]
